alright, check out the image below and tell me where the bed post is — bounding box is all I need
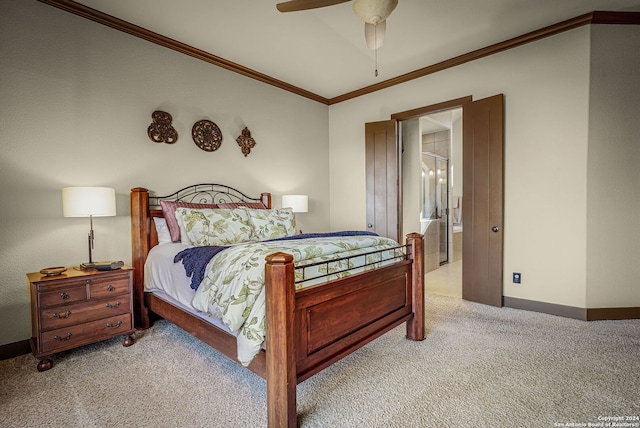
[406,232,425,341]
[130,187,151,329]
[261,192,272,209]
[264,252,297,428]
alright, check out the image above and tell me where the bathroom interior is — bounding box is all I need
[419,108,463,298]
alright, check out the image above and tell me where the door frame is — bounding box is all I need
[391,97,472,123]
[391,95,504,306]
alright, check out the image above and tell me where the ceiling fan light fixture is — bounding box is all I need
[353,0,398,25]
[365,21,385,50]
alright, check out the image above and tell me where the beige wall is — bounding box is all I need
[586,25,640,307]
[328,26,594,308]
[0,1,330,346]
[328,23,639,310]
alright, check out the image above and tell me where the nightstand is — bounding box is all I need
[27,266,135,371]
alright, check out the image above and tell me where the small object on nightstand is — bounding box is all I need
[93,260,124,271]
[39,267,67,277]
[27,265,135,372]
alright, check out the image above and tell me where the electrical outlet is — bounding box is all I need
[513,272,521,284]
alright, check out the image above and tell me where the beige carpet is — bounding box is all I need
[1,294,639,428]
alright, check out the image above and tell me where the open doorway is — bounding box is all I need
[408,108,463,299]
[372,94,504,307]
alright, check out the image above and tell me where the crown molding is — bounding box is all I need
[329,11,640,104]
[37,0,330,104]
[36,2,640,105]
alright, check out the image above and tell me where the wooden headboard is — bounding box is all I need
[130,184,272,328]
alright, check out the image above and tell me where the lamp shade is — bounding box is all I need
[282,195,308,213]
[62,187,116,217]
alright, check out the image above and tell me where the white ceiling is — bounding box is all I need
[74,0,640,100]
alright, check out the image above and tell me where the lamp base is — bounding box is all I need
[79,262,95,270]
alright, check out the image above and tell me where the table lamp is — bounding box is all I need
[282,194,308,234]
[62,187,116,269]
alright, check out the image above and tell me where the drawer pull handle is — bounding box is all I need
[106,321,123,329]
[60,292,69,300]
[105,301,121,309]
[107,285,115,292]
[53,311,72,319]
[54,333,72,341]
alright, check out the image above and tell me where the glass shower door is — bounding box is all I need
[435,157,449,265]
[422,154,449,265]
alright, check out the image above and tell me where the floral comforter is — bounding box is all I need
[189,235,403,366]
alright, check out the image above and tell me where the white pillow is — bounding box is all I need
[153,217,172,245]
[175,207,255,246]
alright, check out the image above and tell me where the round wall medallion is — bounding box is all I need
[192,120,222,152]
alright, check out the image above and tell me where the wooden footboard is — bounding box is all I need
[130,187,425,428]
[264,233,424,428]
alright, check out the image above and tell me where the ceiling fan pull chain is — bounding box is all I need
[374,27,378,77]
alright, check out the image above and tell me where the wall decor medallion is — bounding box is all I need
[236,127,256,157]
[147,110,178,144]
[192,119,223,152]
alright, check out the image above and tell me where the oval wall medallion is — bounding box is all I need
[192,119,222,152]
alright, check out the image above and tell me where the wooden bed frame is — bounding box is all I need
[130,185,425,427]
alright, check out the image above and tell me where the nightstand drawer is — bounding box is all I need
[89,276,130,299]
[40,313,133,354]
[39,283,88,307]
[40,294,132,331]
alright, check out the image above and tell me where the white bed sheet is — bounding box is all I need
[144,242,195,305]
[144,242,236,336]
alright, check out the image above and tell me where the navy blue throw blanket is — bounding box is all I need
[174,231,378,290]
[174,245,230,290]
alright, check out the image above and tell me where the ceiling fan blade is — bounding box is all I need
[276,0,351,13]
[365,20,386,50]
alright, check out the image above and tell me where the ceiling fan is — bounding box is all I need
[276,0,398,50]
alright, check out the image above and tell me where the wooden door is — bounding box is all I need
[462,94,504,307]
[365,120,401,242]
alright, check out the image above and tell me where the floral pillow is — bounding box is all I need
[174,207,255,246]
[241,207,297,240]
[160,200,219,242]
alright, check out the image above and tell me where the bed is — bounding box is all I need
[130,184,425,427]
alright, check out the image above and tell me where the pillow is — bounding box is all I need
[216,202,267,209]
[160,200,219,242]
[175,212,193,246]
[152,217,172,245]
[175,207,255,246]
[241,207,297,240]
